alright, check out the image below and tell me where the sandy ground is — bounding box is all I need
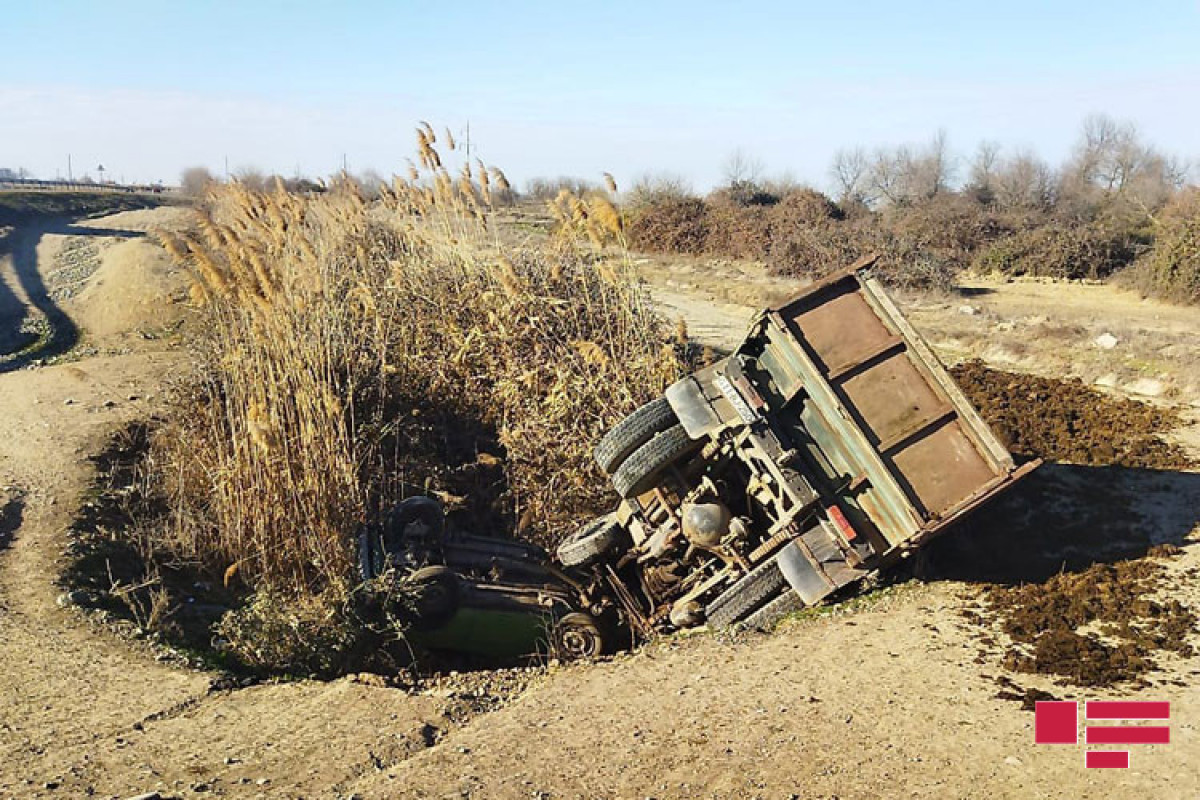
[0,212,1196,798]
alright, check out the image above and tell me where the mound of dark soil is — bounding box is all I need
[950,360,1192,470]
[981,558,1195,686]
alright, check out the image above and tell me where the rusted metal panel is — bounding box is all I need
[777,320,924,545]
[888,420,1002,517]
[861,275,1014,470]
[838,352,946,447]
[767,265,1029,539]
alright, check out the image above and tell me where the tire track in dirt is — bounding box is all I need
[0,212,461,798]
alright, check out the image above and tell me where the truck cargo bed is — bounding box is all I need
[756,262,1039,552]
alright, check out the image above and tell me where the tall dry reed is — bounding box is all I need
[153,133,684,598]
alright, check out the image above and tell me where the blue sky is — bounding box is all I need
[2,0,1197,188]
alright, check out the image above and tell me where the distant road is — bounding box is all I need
[0,177,175,195]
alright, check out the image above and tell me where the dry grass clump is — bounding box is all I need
[214,587,366,676]
[152,131,685,603]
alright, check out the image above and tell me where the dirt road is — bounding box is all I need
[0,211,1197,798]
[0,211,457,798]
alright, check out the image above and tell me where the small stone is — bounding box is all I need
[1004,756,1023,766]
[56,589,90,607]
[358,672,389,687]
[1094,332,1119,349]
[958,305,980,316]
[63,398,75,406]
[1124,378,1164,397]
[124,793,162,800]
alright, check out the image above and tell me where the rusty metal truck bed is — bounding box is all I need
[562,256,1039,636]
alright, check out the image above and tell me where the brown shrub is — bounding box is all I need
[701,193,772,259]
[215,588,366,676]
[974,221,1139,280]
[627,188,1000,291]
[771,188,844,226]
[623,180,1182,294]
[881,195,1009,259]
[1120,188,1200,304]
[627,198,708,254]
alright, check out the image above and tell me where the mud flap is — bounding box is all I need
[775,541,835,605]
[666,376,721,439]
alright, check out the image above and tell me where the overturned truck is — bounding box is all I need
[560,258,1039,636]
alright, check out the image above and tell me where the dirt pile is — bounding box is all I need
[974,556,1196,686]
[67,237,188,339]
[950,360,1192,469]
[47,236,103,301]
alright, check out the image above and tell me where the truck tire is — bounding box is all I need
[611,425,698,499]
[705,560,786,629]
[742,588,805,631]
[556,515,626,568]
[358,526,384,581]
[594,397,678,475]
[407,566,459,630]
[385,496,445,541]
[551,612,605,659]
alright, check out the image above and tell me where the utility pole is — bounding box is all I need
[463,121,471,160]
[224,155,229,181]
[342,153,348,174]
[67,154,72,182]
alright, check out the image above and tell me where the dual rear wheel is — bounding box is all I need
[594,397,699,499]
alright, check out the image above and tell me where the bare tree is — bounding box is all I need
[1072,114,1129,190]
[867,131,954,207]
[966,141,1000,203]
[626,171,695,206]
[993,150,1055,209]
[524,176,596,202]
[868,146,908,206]
[722,148,765,189]
[762,170,802,197]
[830,147,870,205]
[233,167,269,192]
[1061,114,1182,214]
[180,166,216,197]
[914,128,953,199]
